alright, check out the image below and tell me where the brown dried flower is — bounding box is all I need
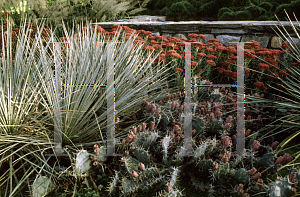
[248,167,257,176]
[252,140,260,152]
[251,172,261,180]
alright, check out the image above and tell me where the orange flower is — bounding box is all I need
[4,11,11,16]
[175,68,183,73]
[253,82,264,88]
[206,60,216,67]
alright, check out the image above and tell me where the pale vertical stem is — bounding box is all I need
[106,42,115,156]
[236,43,245,156]
[54,42,63,155]
[184,42,193,156]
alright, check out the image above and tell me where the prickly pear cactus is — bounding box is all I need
[133,146,151,164]
[233,168,250,185]
[259,152,275,169]
[269,177,292,197]
[192,117,205,135]
[132,130,159,149]
[197,159,214,172]
[206,120,223,135]
[74,150,91,178]
[32,176,55,197]
[208,88,224,102]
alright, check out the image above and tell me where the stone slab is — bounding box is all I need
[241,35,270,48]
[211,29,247,34]
[216,35,241,46]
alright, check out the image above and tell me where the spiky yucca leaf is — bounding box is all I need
[0,18,58,197]
[32,20,178,147]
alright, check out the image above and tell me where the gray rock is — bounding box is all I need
[152,32,160,36]
[203,34,214,44]
[271,36,283,48]
[211,29,247,34]
[162,33,172,39]
[216,35,241,46]
[241,35,270,48]
[173,33,187,40]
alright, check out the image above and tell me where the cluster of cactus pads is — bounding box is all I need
[57,83,296,196]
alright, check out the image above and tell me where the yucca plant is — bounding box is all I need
[232,9,300,175]
[0,18,58,196]
[34,20,179,148]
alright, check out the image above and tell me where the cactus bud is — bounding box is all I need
[132,126,137,134]
[291,179,298,187]
[166,183,172,193]
[222,155,229,162]
[180,134,184,140]
[150,121,155,131]
[290,172,296,182]
[226,151,231,160]
[245,129,251,136]
[155,108,161,116]
[248,167,257,176]
[179,104,184,113]
[256,115,262,124]
[290,187,297,196]
[221,87,225,92]
[146,104,152,113]
[209,112,214,122]
[139,163,145,171]
[252,140,260,152]
[237,184,244,196]
[137,125,142,132]
[142,123,147,132]
[131,170,138,177]
[232,135,236,143]
[271,141,279,150]
[150,104,156,115]
[213,161,218,169]
[124,150,129,156]
[251,172,261,180]
[257,178,263,188]
[126,134,133,143]
[122,138,126,144]
[174,103,180,110]
[247,115,251,120]
[93,161,98,166]
[224,123,231,130]
[142,100,148,108]
[245,108,250,115]
[178,92,181,98]
[171,101,175,109]
[221,136,231,148]
[275,156,283,165]
[192,129,197,136]
[226,115,232,123]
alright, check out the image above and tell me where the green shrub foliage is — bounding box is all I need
[244,5,267,19]
[258,2,273,12]
[168,1,195,21]
[218,11,235,21]
[234,10,253,20]
[217,7,233,20]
